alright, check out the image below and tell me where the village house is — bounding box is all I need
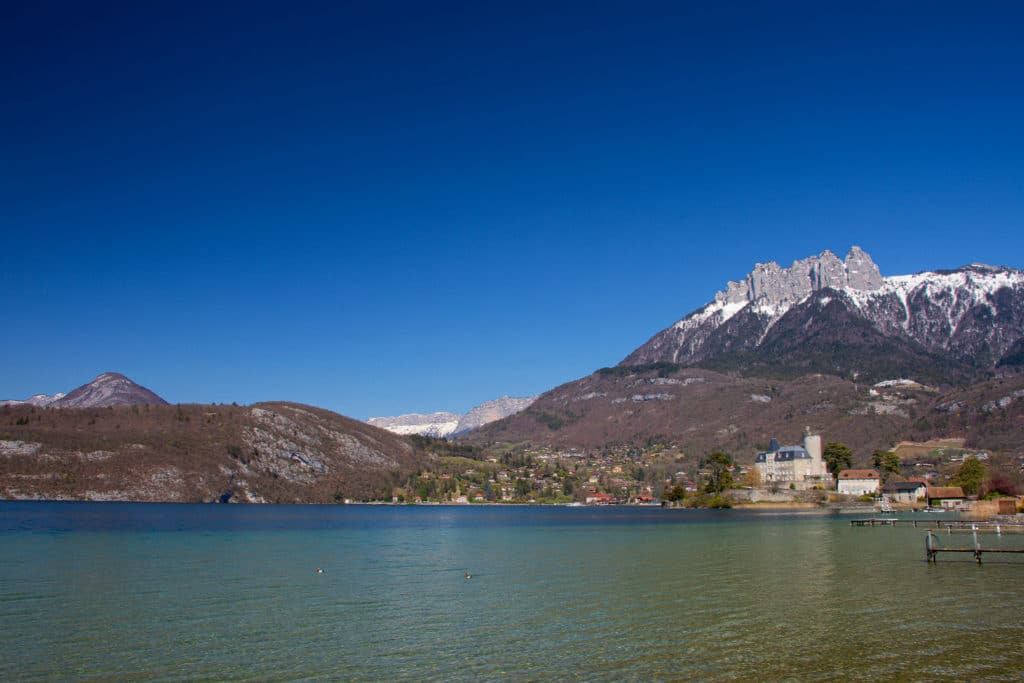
[585,492,617,505]
[926,486,966,509]
[881,480,927,504]
[837,469,881,496]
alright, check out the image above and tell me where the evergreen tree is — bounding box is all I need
[823,442,853,477]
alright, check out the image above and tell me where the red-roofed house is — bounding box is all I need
[837,469,881,496]
[926,486,966,509]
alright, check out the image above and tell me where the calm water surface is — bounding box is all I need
[2,502,1023,681]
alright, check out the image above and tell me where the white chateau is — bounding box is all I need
[754,428,832,489]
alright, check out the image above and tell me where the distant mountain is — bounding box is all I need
[0,401,425,503]
[624,248,1024,383]
[368,395,537,438]
[3,372,167,409]
[454,396,537,435]
[52,372,168,408]
[366,412,462,438]
[0,393,66,408]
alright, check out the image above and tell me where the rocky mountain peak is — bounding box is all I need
[717,247,882,309]
[52,372,168,409]
[624,248,1024,377]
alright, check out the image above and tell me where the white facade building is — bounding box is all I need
[837,469,881,496]
[754,428,831,488]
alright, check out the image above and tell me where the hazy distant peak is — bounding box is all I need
[368,395,538,437]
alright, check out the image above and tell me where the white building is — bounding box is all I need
[881,480,927,504]
[837,469,881,496]
[754,428,831,488]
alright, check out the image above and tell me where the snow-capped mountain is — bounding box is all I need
[1,392,67,407]
[623,248,1024,380]
[368,395,538,438]
[366,412,462,438]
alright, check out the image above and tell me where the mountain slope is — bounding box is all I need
[624,249,1024,383]
[0,402,424,503]
[467,363,1024,460]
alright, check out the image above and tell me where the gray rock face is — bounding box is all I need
[721,247,882,309]
[845,246,884,290]
[454,396,537,435]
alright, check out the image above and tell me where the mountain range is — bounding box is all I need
[4,247,1024,501]
[2,372,168,409]
[367,395,537,437]
[624,248,1024,381]
[469,248,1024,455]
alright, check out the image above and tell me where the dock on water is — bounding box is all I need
[850,518,1024,533]
[925,529,1024,564]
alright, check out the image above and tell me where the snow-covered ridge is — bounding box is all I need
[367,413,461,438]
[627,247,1024,368]
[688,253,1021,335]
[368,395,538,438]
[0,393,66,407]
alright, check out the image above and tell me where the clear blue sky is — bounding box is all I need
[3,2,1022,418]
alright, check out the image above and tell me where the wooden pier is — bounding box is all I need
[850,518,1024,533]
[925,529,1024,564]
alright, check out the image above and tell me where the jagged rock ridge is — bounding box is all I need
[623,248,1024,380]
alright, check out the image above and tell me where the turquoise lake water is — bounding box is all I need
[2,502,1024,681]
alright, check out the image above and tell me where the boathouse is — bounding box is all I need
[925,486,966,509]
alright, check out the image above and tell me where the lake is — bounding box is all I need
[2,502,1023,681]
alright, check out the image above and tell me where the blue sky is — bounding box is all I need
[3,2,1023,418]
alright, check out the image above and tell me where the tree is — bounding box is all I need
[740,467,762,488]
[872,450,901,481]
[823,442,853,478]
[955,455,986,497]
[702,451,734,494]
[663,484,686,503]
